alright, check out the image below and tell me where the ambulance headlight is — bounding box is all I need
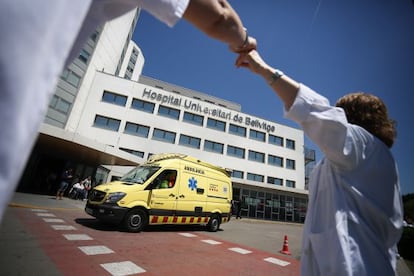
[105,192,126,203]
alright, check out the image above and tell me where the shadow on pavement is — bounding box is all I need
[75,217,223,233]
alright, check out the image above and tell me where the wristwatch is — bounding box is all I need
[268,69,284,85]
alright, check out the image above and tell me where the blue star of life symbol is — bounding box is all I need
[188,177,197,191]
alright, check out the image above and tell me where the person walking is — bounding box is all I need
[56,168,73,200]
[235,50,403,276]
[236,199,242,219]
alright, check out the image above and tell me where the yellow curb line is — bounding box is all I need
[8,202,82,211]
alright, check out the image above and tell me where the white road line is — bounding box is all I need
[201,239,222,245]
[100,261,146,275]
[263,257,290,267]
[63,234,93,241]
[31,209,48,212]
[178,233,197,237]
[36,213,56,217]
[78,245,114,255]
[43,218,65,223]
[51,225,76,230]
[228,247,252,254]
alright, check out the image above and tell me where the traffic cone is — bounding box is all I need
[279,235,291,255]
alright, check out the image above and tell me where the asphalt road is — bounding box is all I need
[1,192,412,276]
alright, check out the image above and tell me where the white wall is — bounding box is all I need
[75,72,306,190]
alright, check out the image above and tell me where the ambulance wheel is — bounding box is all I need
[123,208,148,232]
[207,215,220,232]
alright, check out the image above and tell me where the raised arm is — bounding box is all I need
[183,0,256,52]
[235,50,299,109]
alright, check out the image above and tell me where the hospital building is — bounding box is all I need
[18,8,315,223]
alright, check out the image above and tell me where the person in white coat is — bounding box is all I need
[235,49,403,275]
[0,0,256,222]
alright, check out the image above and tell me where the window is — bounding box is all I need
[227,145,245,159]
[61,69,81,87]
[179,134,201,149]
[183,112,204,126]
[78,49,90,64]
[269,134,284,147]
[286,180,296,188]
[152,128,176,144]
[207,118,226,132]
[119,147,144,158]
[131,99,155,113]
[229,124,246,137]
[232,170,244,179]
[49,95,71,114]
[268,155,283,167]
[204,140,224,154]
[90,30,99,42]
[102,91,127,106]
[286,139,296,150]
[248,150,265,163]
[124,122,150,138]
[93,115,120,131]
[286,159,296,170]
[247,173,264,183]
[267,177,283,186]
[249,129,266,142]
[158,105,180,120]
[154,170,177,189]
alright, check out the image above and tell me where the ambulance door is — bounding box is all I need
[148,169,178,217]
[175,172,207,218]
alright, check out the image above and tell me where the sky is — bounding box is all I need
[133,1,414,195]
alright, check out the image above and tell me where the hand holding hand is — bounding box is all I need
[235,49,269,75]
[229,36,257,53]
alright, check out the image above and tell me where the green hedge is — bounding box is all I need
[398,227,414,260]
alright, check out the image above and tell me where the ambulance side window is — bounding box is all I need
[153,170,177,189]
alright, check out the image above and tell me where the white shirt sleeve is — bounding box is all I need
[139,0,190,27]
[285,84,375,170]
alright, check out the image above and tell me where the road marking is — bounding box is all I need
[101,261,146,275]
[263,257,290,266]
[43,218,65,223]
[201,239,222,245]
[63,234,93,241]
[178,233,197,237]
[51,225,76,230]
[78,245,114,255]
[31,209,48,212]
[36,213,56,217]
[228,247,252,254]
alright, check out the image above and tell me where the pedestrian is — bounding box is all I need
[56,168,73,200]
[235,50,403,275]
[236,199,242,219]
[0,0,256,222]
[81,176,92,200]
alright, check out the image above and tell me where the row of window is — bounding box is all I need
[94,112,295,168]
[101,91,296,150]
[117,146,296,188]
[235,188,306,221]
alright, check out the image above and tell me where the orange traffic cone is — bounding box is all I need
[279,235,291,255]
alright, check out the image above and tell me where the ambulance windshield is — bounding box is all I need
[120,166,160,185]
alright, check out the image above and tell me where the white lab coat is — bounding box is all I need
[0,0,189,222]
[285,85,403,276]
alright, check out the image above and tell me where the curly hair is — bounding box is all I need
[335,92,396,148]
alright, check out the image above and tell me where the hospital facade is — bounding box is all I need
[18,8,315,223]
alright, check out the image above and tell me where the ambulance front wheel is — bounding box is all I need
[123,208,148,232]
[207,215,220,232]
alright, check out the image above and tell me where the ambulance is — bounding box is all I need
[85,153,233,232]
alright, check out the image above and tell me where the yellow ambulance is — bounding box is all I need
[85,153,233,232]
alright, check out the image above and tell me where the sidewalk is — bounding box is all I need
[8,192,87,211]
